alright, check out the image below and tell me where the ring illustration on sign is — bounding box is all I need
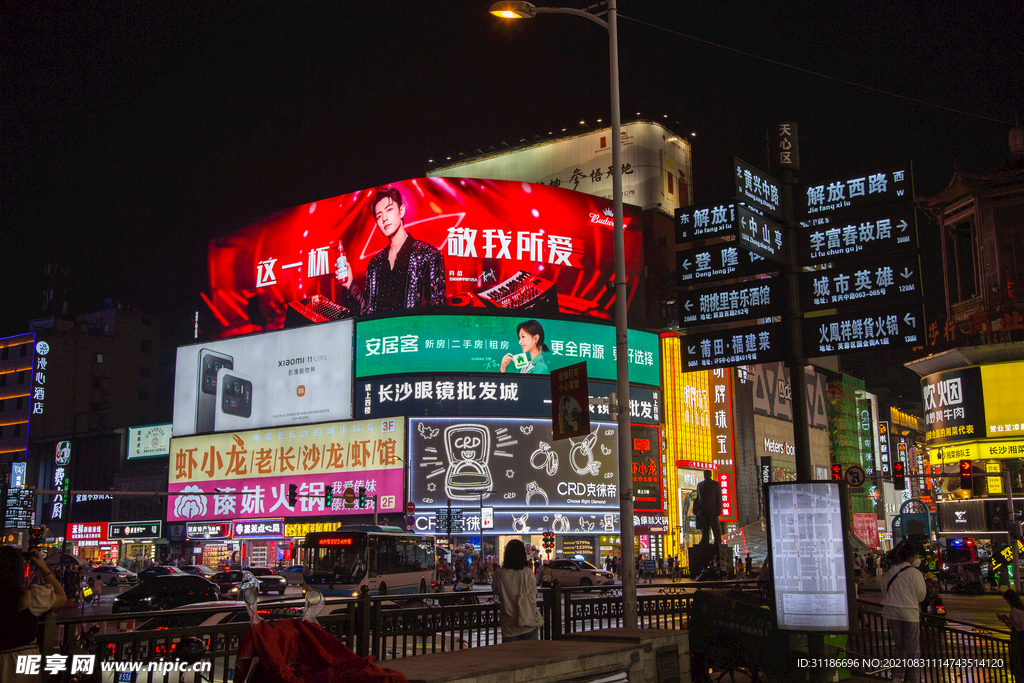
[551,513,571,533]
[512,513,531,533]
[444,424,492,500]
[530,442,558,476]
[525,481,549,506]
[569,430,601,476]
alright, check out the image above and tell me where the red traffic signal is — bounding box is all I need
[830,464,842,482]
[893,461,906,491]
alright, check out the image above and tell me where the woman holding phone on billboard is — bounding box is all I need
[500,320,550,374]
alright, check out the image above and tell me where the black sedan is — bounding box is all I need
[112,575,219,614]
[137,566,185,582]
[210,570,258,598]
[248,567,287,595]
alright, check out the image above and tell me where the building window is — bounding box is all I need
[0,375,5,387]
[90,401,100,412]
[95,353,104,363]
[18,371,25,384]
[141,339,152,353]
[0,426,4,438]
[0,347,7,361]
[13,424,21,437]
[92,377,102,389]
[139,367,151,378]
[139,390,150,401]
[16,397,23,410]
[0,398,4,412]
[20,344,27,357]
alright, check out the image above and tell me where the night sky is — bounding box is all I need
[3,0,1022,373]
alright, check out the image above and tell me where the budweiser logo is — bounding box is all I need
[589,211,614,226]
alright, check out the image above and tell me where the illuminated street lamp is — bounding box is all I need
[489,0,637,629]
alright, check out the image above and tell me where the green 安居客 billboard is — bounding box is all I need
[355,314,660,386]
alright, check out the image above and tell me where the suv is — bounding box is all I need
[539,559,616,587]
[112,575,219,613]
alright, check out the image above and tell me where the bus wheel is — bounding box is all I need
[379,583,388,596]
[420,579,427,594]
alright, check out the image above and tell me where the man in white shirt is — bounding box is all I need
[880,543,927,683]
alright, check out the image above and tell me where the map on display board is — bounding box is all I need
[767,482,853,632]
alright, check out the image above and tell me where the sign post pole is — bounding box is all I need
[1008,471,1021,593]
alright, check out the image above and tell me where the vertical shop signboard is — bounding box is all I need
[710,368,736,521]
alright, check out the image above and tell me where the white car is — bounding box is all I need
[87,565,130,586]
[539,559,616,587]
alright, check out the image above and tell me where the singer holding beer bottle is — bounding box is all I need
[335,185,446,314]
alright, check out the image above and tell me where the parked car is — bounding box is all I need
[538,559,616,587]
[181,564,216,580]
[210,570,258,598]
[283,565,309,586]
[248,566,288,595]
[137,566,185,583]
[87,565,129,586]
[112,575,220,613]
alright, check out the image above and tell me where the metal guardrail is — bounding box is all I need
[40,581,1011,683]
[848,601,1011,682]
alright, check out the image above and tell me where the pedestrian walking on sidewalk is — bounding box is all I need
[880,542,927,683]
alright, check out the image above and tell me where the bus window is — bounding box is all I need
[368,539,378,577]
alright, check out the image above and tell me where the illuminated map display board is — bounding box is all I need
[766,481,854,632]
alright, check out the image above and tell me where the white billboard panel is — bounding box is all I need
[427,121,693,215]
[128,423,172,459]
[172,319,353,436]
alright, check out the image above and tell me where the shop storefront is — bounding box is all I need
[68,522,117,563]
[110,520,163,566]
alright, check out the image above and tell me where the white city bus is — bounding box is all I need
[302,526,436,597]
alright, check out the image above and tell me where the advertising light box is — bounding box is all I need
[205,177,644,338]
[128,423,172,459]
[355,314,660,386]
[172,320,353,437]
[981,363,1024,439]
[167,417,405,523]
[358,374,660,425]
[410,509,620,536]
[407,417,620,512]
[767,482,854,632]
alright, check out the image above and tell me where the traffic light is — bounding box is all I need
[893,461,906,490]
[288,483,299,507]
[542,531,554,554]
[959,460,972,489]
[358,486,367,509]
[324,485,334,508]
[830,464,842,481]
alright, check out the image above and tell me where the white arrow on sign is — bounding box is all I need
[684,301,693,311]
[900,268,914,279]
[904,313,916,328]
[682,259,692,271]
[688,345,696,355]
[897,219,908,233]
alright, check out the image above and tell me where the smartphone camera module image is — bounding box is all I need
[221,374,252,418]
[214,368,255,431]
[196,350,233,433]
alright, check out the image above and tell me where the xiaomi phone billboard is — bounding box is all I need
[172,320,353,437]
[205,177,643,338]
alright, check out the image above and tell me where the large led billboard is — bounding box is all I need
[355,314,660,386]
[358,374,660,425]
[172,320,353,437]
[407,416,621,535]
[167,417,405,523]
[205,178,643,338]
[921,362,1024,445]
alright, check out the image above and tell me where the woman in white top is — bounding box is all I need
[492,539,543,641]
[880,542,927,683]
[1,547,68,683]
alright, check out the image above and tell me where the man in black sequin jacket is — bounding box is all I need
[337,186,446,313]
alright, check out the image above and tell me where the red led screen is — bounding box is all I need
[205,177,642,338]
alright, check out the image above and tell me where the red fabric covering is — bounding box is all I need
[234,619,410,683]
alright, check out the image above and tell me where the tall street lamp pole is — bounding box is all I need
[490,0,636,629]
